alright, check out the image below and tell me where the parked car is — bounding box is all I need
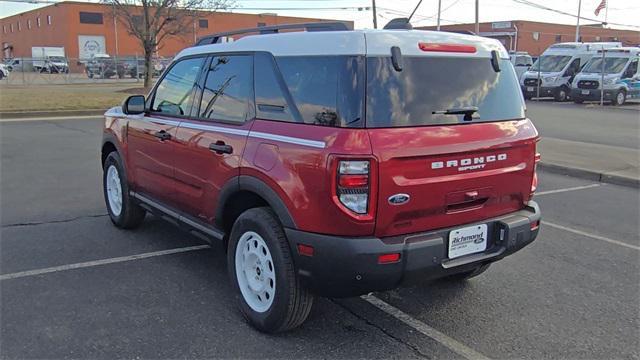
[101,23,541,333]
[0,63,8,80]
[3,58,27,72]
[120,57,145,78]
[521,42,621,101]
[571,47,640,105]
[86,54,125,79]
[509,51,533,81]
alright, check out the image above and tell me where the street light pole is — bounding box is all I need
[575,0,582,42]
[475,0,479,34]
[436,0,442,31]
[372,0,377,29]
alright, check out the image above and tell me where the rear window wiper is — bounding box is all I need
[432,106,478,121]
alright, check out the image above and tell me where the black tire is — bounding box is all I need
[554,86,569,102]
[573,98,584,104]
[445,263,491,281]
[87,71,93,79]
[613,90,626,106]
[523,93,532,100]
[227,207,314,333]
[0,72,4,80]
[102,152,145,229]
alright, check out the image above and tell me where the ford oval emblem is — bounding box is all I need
[388,193,410,205]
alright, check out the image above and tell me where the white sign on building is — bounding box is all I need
[78,35,106,60]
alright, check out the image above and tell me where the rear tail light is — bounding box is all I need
[530,220,540,231]
[337,160,370,214]
[531,152,541,196]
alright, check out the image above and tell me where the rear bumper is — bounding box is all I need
[521,85,557,97]
[285,201,541,298]
[570,88,617,101]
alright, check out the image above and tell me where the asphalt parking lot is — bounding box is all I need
[1,108,639,359]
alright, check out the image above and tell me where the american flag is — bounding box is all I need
[594,0,607,16]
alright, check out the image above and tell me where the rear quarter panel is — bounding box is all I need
[242,119,374,236]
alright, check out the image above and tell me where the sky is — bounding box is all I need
[0,0,638,30]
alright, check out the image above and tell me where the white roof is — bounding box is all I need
[176,29,509,60]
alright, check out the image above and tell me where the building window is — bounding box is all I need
[555,35,562,42]
[28,19,32,29]
[17,21,21,31]
[10,24,13,33]
[2,25,6,34]
[257,22,266,27]
[79,12,103,24]
[198,19,208,28]
[37,17,41,27]
[47,15,52,25]
[532,32,540,41]
[609,36,618,41]
[595,36,600,41]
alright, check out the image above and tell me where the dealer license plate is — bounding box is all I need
[448,224,488,259]
[582,90,590,95]
[527,87,534,92]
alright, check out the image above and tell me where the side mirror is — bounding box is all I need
[123,95,146,115]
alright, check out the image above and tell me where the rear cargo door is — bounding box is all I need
[365,52,538,238]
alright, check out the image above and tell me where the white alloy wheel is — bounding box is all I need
[616,91,625,105]
[235,231,276,313]
[106,165,123,216]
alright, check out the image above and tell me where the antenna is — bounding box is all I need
[407,0,424,23]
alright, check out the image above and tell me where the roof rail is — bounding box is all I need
[196,22,351,46]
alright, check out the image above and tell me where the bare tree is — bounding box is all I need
[104,0,235,88]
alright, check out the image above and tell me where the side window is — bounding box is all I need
[624,59,638,78]
[277,56,338,126]
[198,55,253,123]
[566,58,580,76]
[254,52,295,122]
[275,56,364,127]
[152,57,204,116]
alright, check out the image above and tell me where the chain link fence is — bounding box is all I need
[0,56,173,85]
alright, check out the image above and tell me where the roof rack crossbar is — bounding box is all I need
[196,22,351,46]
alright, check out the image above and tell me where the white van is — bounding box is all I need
[509,51,533,80]
[571,47,640,106]
[520,42,621,101]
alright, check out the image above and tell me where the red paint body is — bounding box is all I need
[105,113,538,238]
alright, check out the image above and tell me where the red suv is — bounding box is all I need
[101,23,541,333]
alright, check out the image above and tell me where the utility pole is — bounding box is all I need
[575,0,582,42]
[475,0,479,34]
[436,0,442,30]
[372,0,378,29]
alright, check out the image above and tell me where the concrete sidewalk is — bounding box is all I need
[538,137,639,187]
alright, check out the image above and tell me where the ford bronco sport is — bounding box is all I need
[101,22,541,333]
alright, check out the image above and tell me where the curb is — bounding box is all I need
[539,162,639,188]
[0,109,105,119]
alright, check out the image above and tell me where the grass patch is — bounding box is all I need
[0,84,148,112]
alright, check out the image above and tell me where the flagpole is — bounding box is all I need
[604,0,609,27]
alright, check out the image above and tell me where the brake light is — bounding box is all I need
[418,42,477,53]
[337,160,370,214]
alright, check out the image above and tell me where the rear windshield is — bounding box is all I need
[582,57,629,74]
[366,57,524,128]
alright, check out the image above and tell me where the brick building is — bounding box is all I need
[419,20,639,56]
[0,1,350,60]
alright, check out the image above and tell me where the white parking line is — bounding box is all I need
[0,245,211,281]
[0,115,102,122]
[543,221,640,251]
[361,294,491,360]
[535,183,602,196]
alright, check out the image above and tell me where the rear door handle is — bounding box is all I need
[154,130,171,141]
[209,142,233,155]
